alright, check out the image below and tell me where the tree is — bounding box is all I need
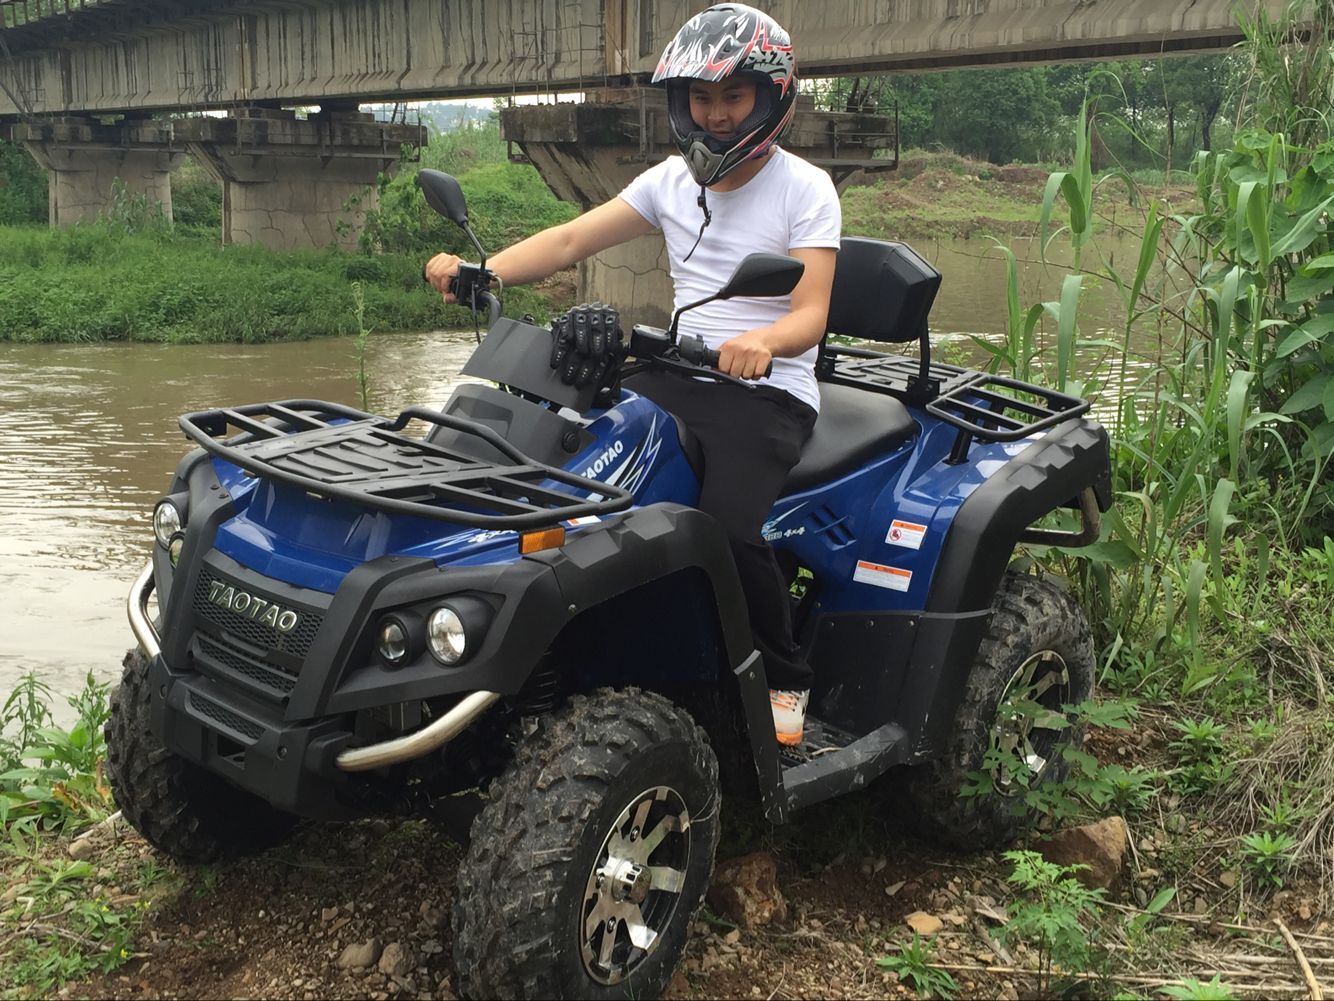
[0,140,47,225]
[1157,55,1242,154]
[930,68,1063,163]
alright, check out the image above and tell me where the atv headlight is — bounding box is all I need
[378,619,409,666]
[153,500,183,548]
[427,606,467,665]
[167,532,186,567]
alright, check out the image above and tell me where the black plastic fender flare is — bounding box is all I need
[298,502,758,718]
[524,502,756,670]
[900,417,1113,754]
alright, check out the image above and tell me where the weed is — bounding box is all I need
[964,697,1153,823]
[997,850,1107,995]
[1167,719,1234,795]
[0,672,113,831]
[351,280,374,410]
[876,934,960,999]
[1159,974,1239,1000]
[1237,830,1296,888]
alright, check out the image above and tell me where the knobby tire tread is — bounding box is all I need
[104,648,296,863]
[452,688,719,1000]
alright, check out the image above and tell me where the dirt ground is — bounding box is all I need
[58,799,1019,1001]
[51,766,1334,1001]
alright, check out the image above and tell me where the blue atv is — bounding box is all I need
[106,170,1112,1000]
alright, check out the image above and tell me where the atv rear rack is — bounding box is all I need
[179,400,632,529]
[821,346,1090,460]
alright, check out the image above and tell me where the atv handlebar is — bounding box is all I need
[677,334,775,380]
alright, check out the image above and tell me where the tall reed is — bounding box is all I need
[995,10,1333,702]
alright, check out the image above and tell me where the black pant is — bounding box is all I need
[626,370,817,690]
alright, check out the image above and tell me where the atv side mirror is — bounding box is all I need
[419,169,470,227]
[716,253,805,300]
[419,169,488,271]
[667,252,806,340]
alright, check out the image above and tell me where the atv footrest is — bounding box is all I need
[778,715,858,764]
[779,720,909,815]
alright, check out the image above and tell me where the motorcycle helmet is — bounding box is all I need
[652,3,798,187]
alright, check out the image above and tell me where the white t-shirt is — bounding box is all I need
[618,148,841,413]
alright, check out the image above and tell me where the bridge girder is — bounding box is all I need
[0,0,1295,121]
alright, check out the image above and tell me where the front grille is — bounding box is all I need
[196,634,297,697]
[189,692,263,741]
[192,568,323,659]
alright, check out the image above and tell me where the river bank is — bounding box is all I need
[0,152,1176,345]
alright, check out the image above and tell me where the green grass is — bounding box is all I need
[0,222,555,344]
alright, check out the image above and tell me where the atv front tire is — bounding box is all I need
[105,648,297,863]
[906,573,1095,849]
[452,688,720,1000]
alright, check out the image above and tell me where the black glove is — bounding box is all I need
[549,302,624,389]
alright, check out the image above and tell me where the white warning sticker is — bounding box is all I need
[853,560,913,592]
[564,516,601,527]
[885,519,927,550]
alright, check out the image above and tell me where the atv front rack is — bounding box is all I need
[822,346,1090,460]
[179,400,632,529]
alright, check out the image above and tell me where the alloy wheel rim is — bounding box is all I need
[579,785,691,985]
[990,649,1071,797]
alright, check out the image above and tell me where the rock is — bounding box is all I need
[418,907,447,933]
[378,942,413,977]
[1219,871,1237,889]
[1039,816,1129,891]
[884,880,906,898]
[723,928,741,945]
[706,853,788,929]
[904,912,943,937]
[336,938,383,970]
[321,906,340,922]
[998,979,1020,1001]
[667,970,690,996]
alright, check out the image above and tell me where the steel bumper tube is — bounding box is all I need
[335,691,502,772]
[128,560,162,659]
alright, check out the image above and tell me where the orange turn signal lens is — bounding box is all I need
[519,525,566,554]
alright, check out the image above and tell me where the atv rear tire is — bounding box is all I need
[105,648,297,863]
[452,688,720,1000]
[906,574,1094,850]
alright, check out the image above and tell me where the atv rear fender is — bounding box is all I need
[902,417,1112,755]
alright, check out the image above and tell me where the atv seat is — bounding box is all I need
[782,235,934,492]
[784,383,917,492]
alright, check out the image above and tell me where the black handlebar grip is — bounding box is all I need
[678,334,774,378]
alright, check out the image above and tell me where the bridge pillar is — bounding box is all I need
[502,89,897,326]
[177,109,424,251]
[12,118,180,227]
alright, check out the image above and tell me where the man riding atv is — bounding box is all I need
[427,3,836,748]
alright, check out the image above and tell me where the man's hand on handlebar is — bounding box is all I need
[717,329,775,381]
[550,303,624,389]
[424,253,464,303]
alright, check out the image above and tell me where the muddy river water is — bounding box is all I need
[0,236,1147,708]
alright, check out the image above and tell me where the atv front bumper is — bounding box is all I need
[129,561,499,815]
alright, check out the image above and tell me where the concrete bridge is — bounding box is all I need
[0,0,1288,314]
[0,0,1286,115]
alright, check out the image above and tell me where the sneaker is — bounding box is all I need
[770,689,810,747]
